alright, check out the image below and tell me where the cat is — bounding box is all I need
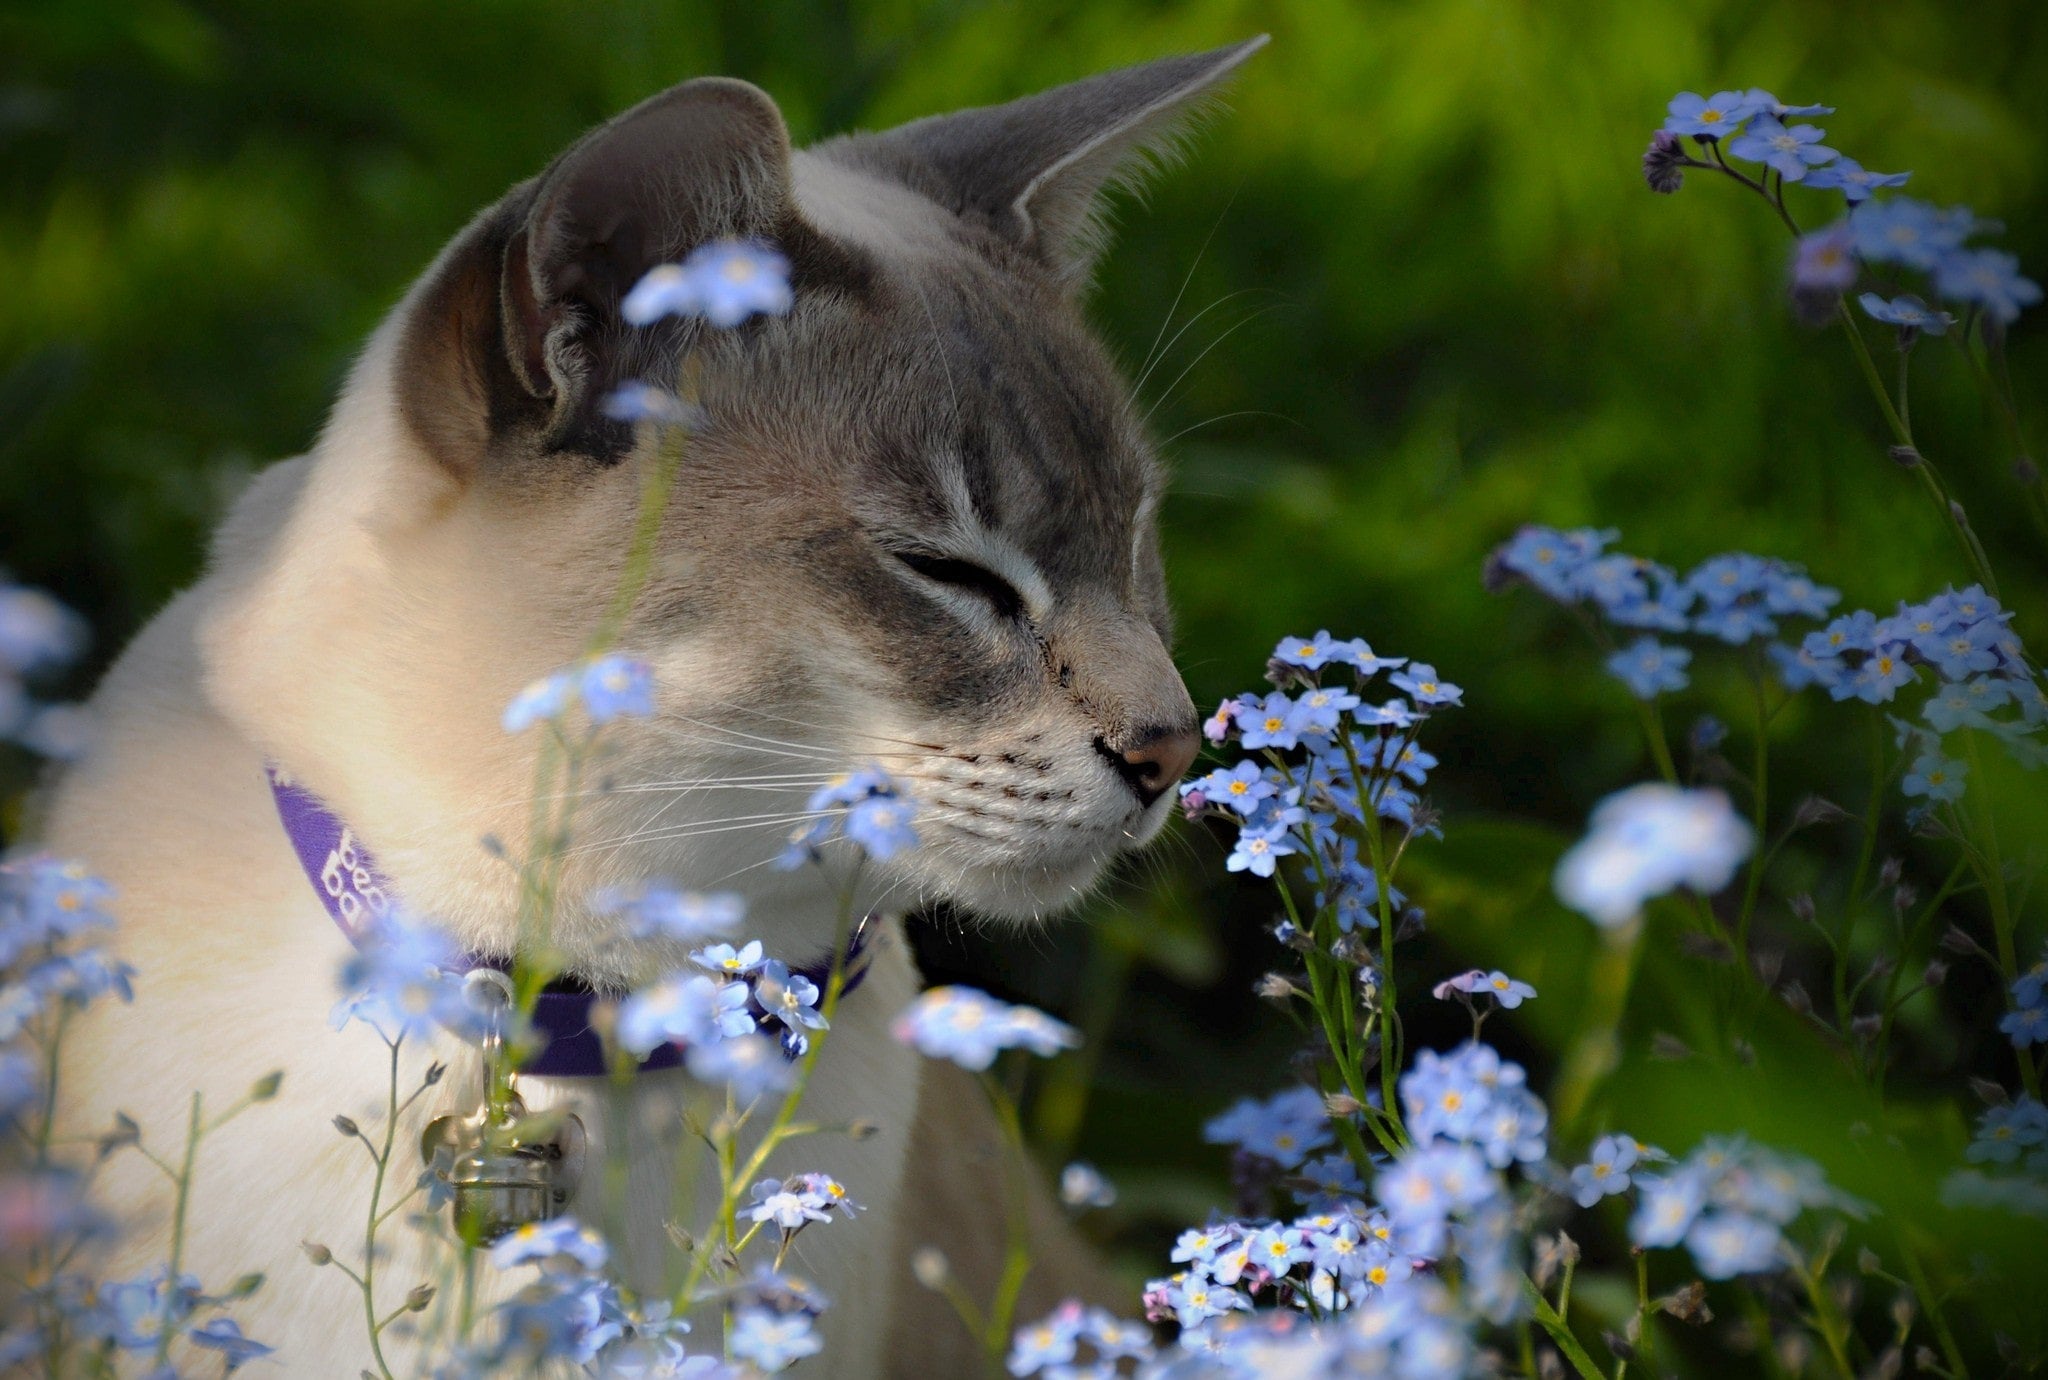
[39,36,1263,1377]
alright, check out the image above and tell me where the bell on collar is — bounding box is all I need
[421,976,586,1243]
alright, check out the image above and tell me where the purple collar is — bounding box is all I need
[266,764,872,1078]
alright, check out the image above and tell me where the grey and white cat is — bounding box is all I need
[42,37,1262,1376]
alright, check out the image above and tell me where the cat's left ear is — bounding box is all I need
[834,37,1266,291]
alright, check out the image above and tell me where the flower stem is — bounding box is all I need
[152,1091,203,1367]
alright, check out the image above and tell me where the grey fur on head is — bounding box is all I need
[383,41,1265,921]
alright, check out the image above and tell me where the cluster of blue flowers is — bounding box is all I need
[779,767,921,868]
[0,579,91,761]
[613,930,830,1093]
[604,239,796,425]
[1493,526,2047,791]
[1625,1137,1853,1280]
[0,854,280,1373]
[423,1215,826,1376]
[502,652,658,734]
[1552,782,1754,929]
[891,985,1079,1072]
[1648,90,2040,330]
[1184,631,1452,934]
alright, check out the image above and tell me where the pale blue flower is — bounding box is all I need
[490,1217,609,1271]
[503,670,574,733]
[1662,91,1762,141]
[580,655,655,723]
[1571,1135,1641,1208]
[1727,116,1836,181]
[892,986,1078,1071]
[1555,784,1753,927]
[1934,248,2042,325]
[728,1307,819,1372]
[1804,158,1909,203]
[1858,292,1953,335]
[621,240,793,330]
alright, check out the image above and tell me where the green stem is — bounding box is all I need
[152,1092,202,1367]
[1734,666,1772,967]
[980,1080,1037,1370]
[360,1040,400,1380]
[1521,1273,1609,1380]
[1962,731,2039,1097]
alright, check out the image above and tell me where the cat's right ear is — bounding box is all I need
[394,78,832,477]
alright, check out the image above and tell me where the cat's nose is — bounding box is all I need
[1099,724,1200,807]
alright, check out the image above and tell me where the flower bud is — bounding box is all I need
[1788,892,1816,924]
[1256,972,1301,1003]
[332,1115,360,1138]
[250,1071,284,1101]
[1658,1281,1712,1324]
[1878,857,1903,887]
[1888,445,1922,468]
[302,1241,333,1266]
[911,1247,950,1291]
[848,1119,881,1141]
[1922,959,1948,988]
[1651,1033,1692,1061]
[1642,131,1687,194]
[1752,949,1784,987]
[1857,1247,1881,1275]
[229,1273,265,1298]
[1323,1091,1364,1119]
[1852,1014,1881,1042]
[2015,455,2041,485]
[1779,980,1811,1017]
[405,1284,436,1313]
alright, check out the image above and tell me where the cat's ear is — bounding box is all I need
[837,37,1265,290]
[396,78,832,475]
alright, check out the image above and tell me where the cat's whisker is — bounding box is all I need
[557,807,841,861]
[1141,304,1281,429]
[1133,188,1237,386]
[1129,287,1262,401]
[1156,409,1301,451]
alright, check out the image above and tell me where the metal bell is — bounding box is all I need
[421,973,586,1243]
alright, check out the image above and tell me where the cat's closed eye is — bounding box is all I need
[892,551,1024,620]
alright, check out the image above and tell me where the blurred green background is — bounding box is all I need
[5,0,2046,1366]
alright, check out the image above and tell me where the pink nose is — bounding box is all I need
[1101,724,1201,806]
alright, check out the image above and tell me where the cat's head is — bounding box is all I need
[214,42,1261,945]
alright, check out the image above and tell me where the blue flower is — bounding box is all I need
[1389,663,1461,707]
[1226,822,1298,878]
[1493,526,1616,599]
[621,240,794,330]
[1759,567,1840,619]
[1844,648,1916,704]
[490,1217,610,1271]
[1630,1169,1708,1248]
[1663,91,1762,141]
[1570,1135,1641,1208]
[1184,760,1278,818]
[1272,631,1342,670]
[754,960,828,1032]
[1237,691,1302,749]
[1685,1212,1783,1278]
[686,1032,794,1100]
[616,973,754,1055]
[1740,89,1833,120]
[728,1307,820,1372]
[599,382,701,428]
[1727,116,1836,181]
[1850,198,1968,271]
[1901,751,1966,803]
[1203,1086,1333,1169]
[779,766,919,867]
[843,794,919,859]
[692,940,765,978]
[1289,683,1361,737]
[1476,970,1536,1008]
[1245,1224,1311,1273]
[1934,248,2043,325]
[0,585,89,676]
[746,1177,833,1231]
[580,655,655,723]
[1803,157,1909,203]
[1967,1098,2048,1164]
[1806,609,1880,657]
[1791,222,1858,293]
[1606,638,1690,699]
[99,1268,203,1350]
[332,915,480,1042]
[1006,1304,1082,1376]
[1555,784,1753,927]
[593,883,743,943]
[503,670,574,733]
[892,987,1078,1071]
[2001,1002,2048,1047]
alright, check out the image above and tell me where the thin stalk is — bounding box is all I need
[152,1092,202,1367]
[1961,731,2039,1097]
[358,1039,402,1380]
[1733,665,1772,966]
[1520,1273,1608,1380]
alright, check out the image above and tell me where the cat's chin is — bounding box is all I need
[938,855,1112,923]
